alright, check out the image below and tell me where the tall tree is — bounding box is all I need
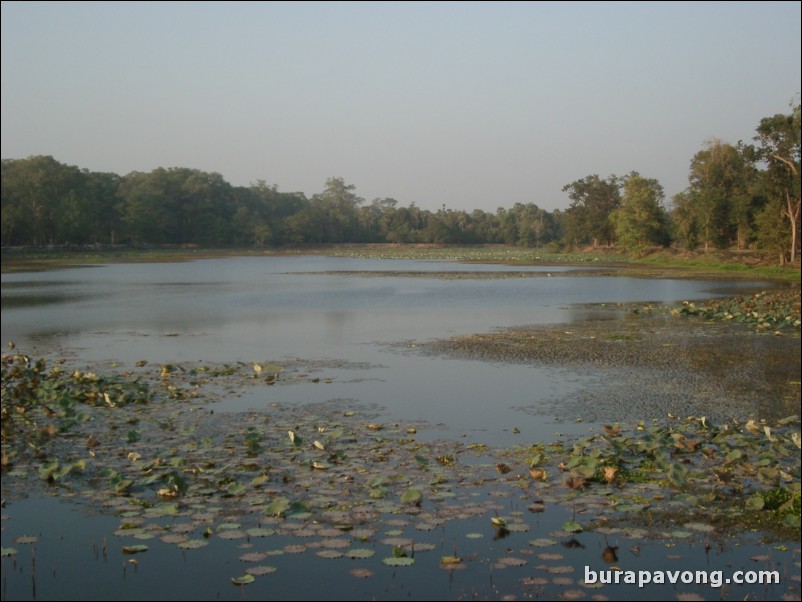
[179,170,234,246]
[495,207,519,245]
[512,203,557,247]
[611,173,670,253]
[671,191,700,250]
[308,178,363,242]
[0,156,84,246]
[685,140,754,251]
[562,175,620,247]
[754,196,791,264]
[753,102,801,263]
[235,181,307,245]
[85,171,123,245]
[117,168,236,245]
[118,168,185,244]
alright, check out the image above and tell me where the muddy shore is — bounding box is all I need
[420,310,801,425]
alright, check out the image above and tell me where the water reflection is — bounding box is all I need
[0,257,791,602]
[1,256,768,444]
[0,488,792,601]
[0,291,96,308]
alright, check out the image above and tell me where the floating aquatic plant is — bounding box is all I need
[674,290,801,331]
[2,348,799,598]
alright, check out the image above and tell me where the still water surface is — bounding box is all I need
[2,257,784,601]
[1,256,761,445]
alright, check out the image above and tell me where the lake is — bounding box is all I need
[1,256,794,601]
[0,256,766,444]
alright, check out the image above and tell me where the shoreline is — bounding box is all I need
[2,244,799,283]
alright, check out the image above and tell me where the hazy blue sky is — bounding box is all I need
[2,1,800,212]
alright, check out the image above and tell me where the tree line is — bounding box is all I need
[2,103,799,263]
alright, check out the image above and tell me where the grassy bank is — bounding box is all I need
[2,244,799,282]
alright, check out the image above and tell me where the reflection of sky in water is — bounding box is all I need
[1,256,762,351]
[1,256,768,444]
[0,257,791,602]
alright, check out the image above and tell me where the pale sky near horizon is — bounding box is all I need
[2,1,800,213]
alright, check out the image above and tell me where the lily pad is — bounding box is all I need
[177,539,209,550]
[562,521,582,533]
[284,544,306,554]
[217,530,247,540]
[345,548,375,559]
[245,565,277,576]
[382,556,415,567]
[264,497,290,517]
[684,522,715,533]
[400,489,422,506]
[669,530,693,539]
[245,527,275,538]
[528,538,557,547]
[746,494,765,510]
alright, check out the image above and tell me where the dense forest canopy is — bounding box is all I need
[2,104,799,263]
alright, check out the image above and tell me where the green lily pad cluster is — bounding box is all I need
[1,352,383,473]
[503,414,801,536]
[674,290,801,330]
[1,353,151,470]
[752,482,801,511]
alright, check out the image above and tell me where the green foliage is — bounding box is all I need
[1,103,798,257]
[753,103,801,264]
[562,174,620,247]
[1,353,151,466]
[671,191,700,250]
[671,103,800,264]
[673,290,801,330]
[752,486,802,528]
[682,140,755,251]
[1,156,116,246]
[611,173,671,253]
[244,428,263,456]
[754,197,792,263]
[400,488,423,506]
[263,497,291,517]
[0,158,562,249]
